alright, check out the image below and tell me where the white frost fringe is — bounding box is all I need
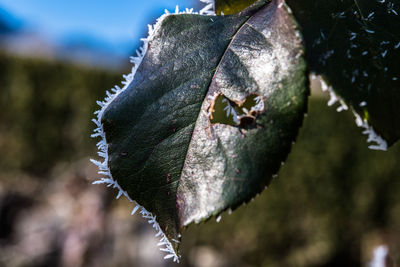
[311,74,388,151]
[200,0,216,15]
[91,1,215,263]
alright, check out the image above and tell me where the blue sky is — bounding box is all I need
[0,0,200,55]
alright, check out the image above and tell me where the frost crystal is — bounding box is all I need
[199,0,216,15]
[311,74,388,151]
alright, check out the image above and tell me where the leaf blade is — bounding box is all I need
[287,0,400,147]
[96,0,308,256]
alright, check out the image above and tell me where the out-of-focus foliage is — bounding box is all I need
[0,52,122,175]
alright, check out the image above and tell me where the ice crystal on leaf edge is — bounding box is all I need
[90,0,215,262]
[311,74,388,151]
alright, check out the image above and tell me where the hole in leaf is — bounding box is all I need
[208,93,264,128]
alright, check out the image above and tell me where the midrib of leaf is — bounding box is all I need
[176,0,308,227]
[173,3,267,216]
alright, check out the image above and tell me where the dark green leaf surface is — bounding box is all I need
[101,0,307,252]
[286,0,400,147]
[216,0,258,14]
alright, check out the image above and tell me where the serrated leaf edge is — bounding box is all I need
[90,2,216,262]
[311,74,388,151]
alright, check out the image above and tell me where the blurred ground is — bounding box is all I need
[0,50,399,267]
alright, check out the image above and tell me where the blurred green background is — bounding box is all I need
[0,1,400,267]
